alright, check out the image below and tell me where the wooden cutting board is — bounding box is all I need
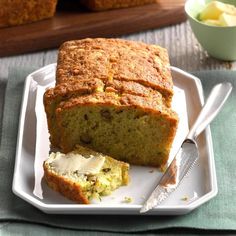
[0,0,186,57]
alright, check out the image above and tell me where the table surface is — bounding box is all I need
[0,20,235,234]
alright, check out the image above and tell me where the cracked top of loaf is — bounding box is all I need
[57,92,177,120]
[44,76,166,106]
[56,38,173,106]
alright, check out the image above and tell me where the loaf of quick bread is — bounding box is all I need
[0,0,57,28]
[43,145,129,203]
[44,38,178,167]
[81,0,156,11]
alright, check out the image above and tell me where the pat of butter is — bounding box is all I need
[219,12,236,26]
[199,1,236,21]
[202,19,223,26]
[49,152,105,175]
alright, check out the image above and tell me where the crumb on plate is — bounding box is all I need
[123,196,132,203]
[181,195,189,201]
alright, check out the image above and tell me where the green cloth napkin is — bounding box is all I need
[0,68,236,235]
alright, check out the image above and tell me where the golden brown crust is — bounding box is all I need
[44,77,164,105]
[56,38,173,106]
[0,0,57,28]
[81,0,156,11]
[57,92,177,120]
[105,79,164,101]
[44,79,105,107]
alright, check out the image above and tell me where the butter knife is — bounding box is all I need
[140,82,232,213]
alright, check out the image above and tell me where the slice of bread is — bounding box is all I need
[55,92,178,167]
[44,77,165,148]
[43,145,129,204]
[44,79,104,147]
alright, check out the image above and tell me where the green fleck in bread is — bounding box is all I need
[43,145,129,204]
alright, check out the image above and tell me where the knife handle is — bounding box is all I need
[187,82,232,140]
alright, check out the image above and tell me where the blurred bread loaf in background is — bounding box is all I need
[0,0,157,28]
[0,0,58,27]
[81,0,157,11]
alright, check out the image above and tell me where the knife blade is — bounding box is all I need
[140,139,198,213]
[140,82,232,213]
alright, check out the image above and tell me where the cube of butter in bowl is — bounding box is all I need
[185,0,236,61]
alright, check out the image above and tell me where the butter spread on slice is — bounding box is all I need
[49,152,105,175]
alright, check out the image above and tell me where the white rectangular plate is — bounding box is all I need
[12,64,217,215]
